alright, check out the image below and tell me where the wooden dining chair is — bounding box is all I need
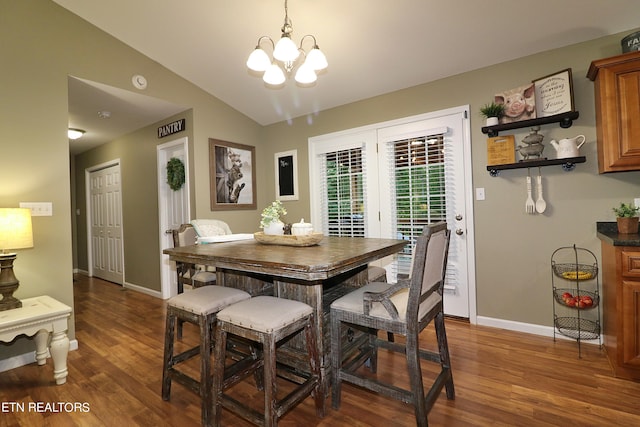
[330,222,454,427]
[172,224,217,293]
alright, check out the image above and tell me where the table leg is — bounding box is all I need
[50,330,70,385]
[34,329,49,366]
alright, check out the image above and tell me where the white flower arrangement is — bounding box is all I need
[260,200,287,229]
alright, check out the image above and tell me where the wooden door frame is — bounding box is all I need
[157,137,191,300]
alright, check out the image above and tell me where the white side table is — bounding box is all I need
[0,295,72,385]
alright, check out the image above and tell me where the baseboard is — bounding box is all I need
[476,316,602,344]
[0,339,79,373]
[123,281,163,299]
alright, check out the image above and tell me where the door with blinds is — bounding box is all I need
[309,107,474,319]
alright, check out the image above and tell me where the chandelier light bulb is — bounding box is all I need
[306,47,328,71]
[247,48,271,72]
[273,36,299,62]
[263,63,286,85]
[294,61,317,84]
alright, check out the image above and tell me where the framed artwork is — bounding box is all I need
[494,83,536,124]
[209,138,256,210]
[532,68,574,117]
[274,150,298,201]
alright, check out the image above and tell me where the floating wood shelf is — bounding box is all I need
[486,156,586,177]
[481,111,580,137]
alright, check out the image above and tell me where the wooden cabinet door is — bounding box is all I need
[588,51,640,173]
[621,280,640,368]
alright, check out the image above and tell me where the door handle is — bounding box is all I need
[455,214,463,221]
[165,229,174,234]
[456,228,464,235]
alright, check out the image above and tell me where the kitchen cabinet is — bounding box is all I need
[587,51,640,173]
[601,242,640,381]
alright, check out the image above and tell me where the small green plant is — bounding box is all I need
[612,202,640,218]
[479,102,505,118]
[260,200,287,228]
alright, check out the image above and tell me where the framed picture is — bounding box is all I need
[275,150,298,201]
[532,68,574,117]
[494,83,536,124]
[209,138,256,210]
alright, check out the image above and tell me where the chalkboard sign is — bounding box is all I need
[275,150,298,201]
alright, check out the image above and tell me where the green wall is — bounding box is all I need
[1,0,263,361]
[259,31,640,328]
[2,0,640,365]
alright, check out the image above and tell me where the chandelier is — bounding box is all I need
[246,0,328,86]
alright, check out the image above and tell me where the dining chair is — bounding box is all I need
[330,221,454,427]
[212,296,325,426]
[172,224,217,293]
[161,285,251,427]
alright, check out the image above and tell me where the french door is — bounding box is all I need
[309,107,475,319]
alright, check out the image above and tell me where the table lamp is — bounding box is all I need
[0,208,33,311]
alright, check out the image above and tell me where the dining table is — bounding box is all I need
[163,235,407,393]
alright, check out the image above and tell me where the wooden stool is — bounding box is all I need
[162,286,250,427]
[212,296,325,427]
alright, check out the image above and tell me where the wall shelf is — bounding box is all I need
[486,156,585,177]
[481,111,580,137]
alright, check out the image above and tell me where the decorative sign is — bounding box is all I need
[158,119,186,138]
[487,135,515,166]
[532,69,574,117]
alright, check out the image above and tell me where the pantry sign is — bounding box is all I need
[158,119,186,138]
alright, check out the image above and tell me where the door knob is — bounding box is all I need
[165,229,174,234]
[455,214,463,221]
[456,228,464,235]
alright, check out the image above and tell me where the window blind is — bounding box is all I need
[320,146,367,237]
[385,132,459,293]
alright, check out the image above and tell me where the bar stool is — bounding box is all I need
[161,285,251,427]
[212,296,325,427]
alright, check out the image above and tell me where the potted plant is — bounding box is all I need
[612,202,640,234]
[260,200,287,235]
[480,102,505,126]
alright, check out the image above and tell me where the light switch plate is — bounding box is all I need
[20,202,53,216]
[475,188,485,201]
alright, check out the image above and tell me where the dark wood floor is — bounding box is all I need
[1,275,640,426]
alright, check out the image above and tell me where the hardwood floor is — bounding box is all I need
[2,275,640,426]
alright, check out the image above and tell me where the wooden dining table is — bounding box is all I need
[163,235,407,393]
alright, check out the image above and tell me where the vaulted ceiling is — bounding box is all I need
[55,0,639,153]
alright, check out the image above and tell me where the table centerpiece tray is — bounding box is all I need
[253,232,324,247]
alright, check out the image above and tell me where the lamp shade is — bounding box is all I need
[306,47,328,71]
[0,208,33,251]
[273,36,300,62]
[247,48,271,72]
[294,62,317,84]
[263,63,286,85]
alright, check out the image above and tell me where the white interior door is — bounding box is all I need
[309,107,476,320]
[88,162,124,284]
[158,137,190,299]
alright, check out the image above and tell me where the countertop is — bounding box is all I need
[596,222,640,246]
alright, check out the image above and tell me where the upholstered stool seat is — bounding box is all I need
[162,285,251,427]
[212,296,325,427]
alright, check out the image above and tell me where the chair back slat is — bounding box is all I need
[407,222,450,323]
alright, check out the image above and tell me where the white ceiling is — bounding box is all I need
[57,0,639,154]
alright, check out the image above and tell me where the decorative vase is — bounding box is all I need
[486,117,499,126]
[263,220,285,235]
[617,217,639,234]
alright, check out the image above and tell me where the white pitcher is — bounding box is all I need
[550,135,586,159]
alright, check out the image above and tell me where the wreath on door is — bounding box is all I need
[166,157,185,191]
